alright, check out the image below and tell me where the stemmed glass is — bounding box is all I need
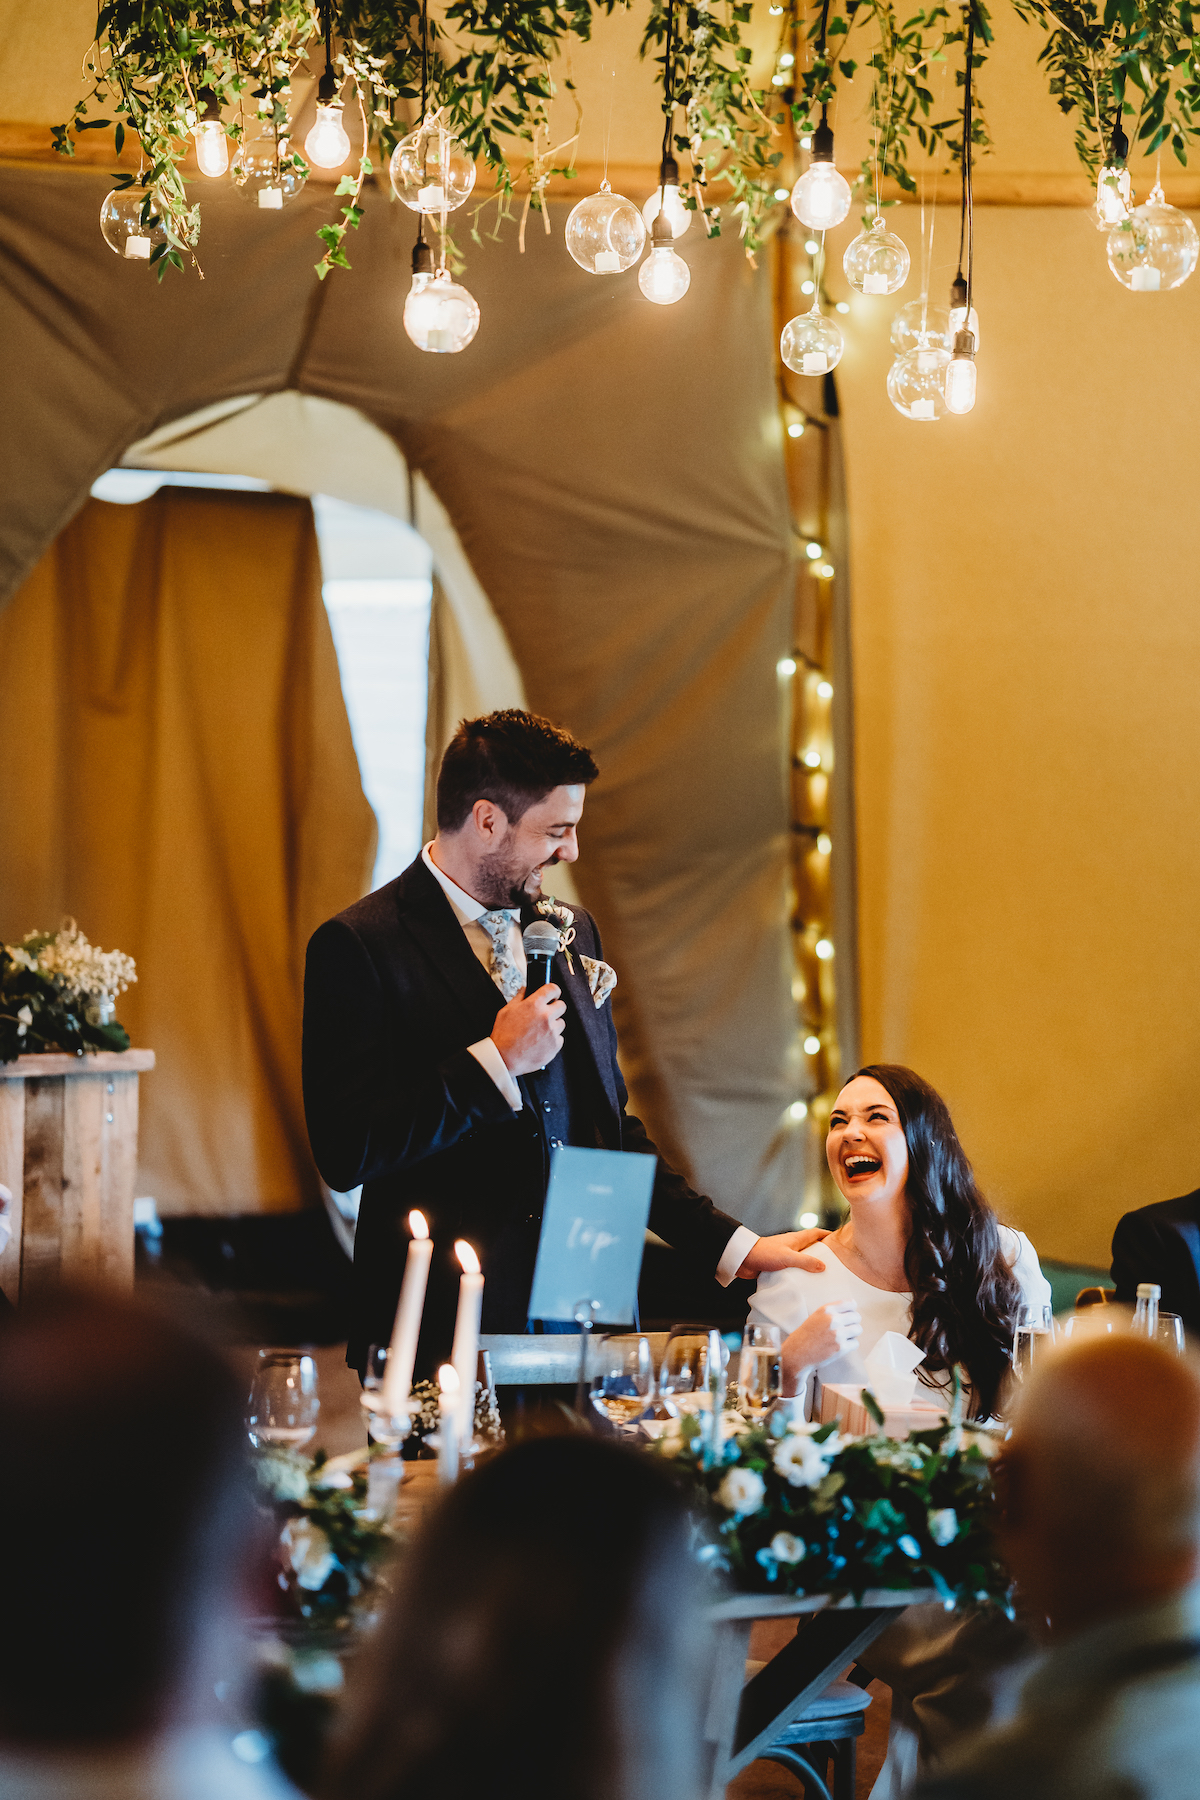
[658,1326,729,1414]
[738,1323,783,1422]
[360,1345,412,1452]
[246,1350,319,1449]
[1157,1313,1187,1355]
[588,1334,655,1433]
[1011,1305,1055,1381]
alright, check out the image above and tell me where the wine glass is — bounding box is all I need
[659,1326,729,1414]
[1157,1313,1187,1355]
[1011,1305,1055,1381]
[739,1323,782,1422]
[246,1350,319,1449]
[588,1334,654,1433]
[360,1345,412,1451]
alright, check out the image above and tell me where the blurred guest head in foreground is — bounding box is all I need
[0,1288,293,1798]
[326,1434,706,1800]
[753,1063,1050,1420]
[915,1331,1200,1800]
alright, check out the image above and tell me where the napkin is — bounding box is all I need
[863,1331,925,1407]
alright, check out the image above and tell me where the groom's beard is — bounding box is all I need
[475,845,554,908]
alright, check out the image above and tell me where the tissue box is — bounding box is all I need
[818,1381,949,1439]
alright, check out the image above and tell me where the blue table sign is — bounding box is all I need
[527,1145,656,1325]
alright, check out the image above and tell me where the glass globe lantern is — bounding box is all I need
[403,268,480,354]
[843,217,909,295]
[643,153,691,238]
[191,118,230,178]
[305,103,351,169]
[886,341,950,421]
[389,118,476,213]
[780,306,844,376]
[565,181,646,274]
[1107,184,1199,291]
[231,124,307,209]
[638,217,690,304]
[890,298,950,355]
[99,187,168,261]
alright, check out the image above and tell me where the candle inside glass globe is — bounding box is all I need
[843,217,910,295]
[890,298,950,356]
[790,161,851,231]
[1107,185,1199,292]
[780,308,844,376]
[389,120,476,213]
[305,103,351,170]
[566,182,646,274]
[886,342,950,421]
[231,124,308,208]
[403,269,480,354]
[192,119,230,178]
[99,187,168,261]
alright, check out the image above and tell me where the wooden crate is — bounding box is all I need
[0,1050,155,1305]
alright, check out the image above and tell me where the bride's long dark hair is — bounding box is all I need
[851,1064,1023,1419]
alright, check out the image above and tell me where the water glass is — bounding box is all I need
[659,1326,729,1413]
[1011,1305,1054,1381]
[588,1334,654,1432]
[360,1344,412,1450]
[246,1350,319,1449]
[1157,1312,1187,1355]
[739,1323,782,1421]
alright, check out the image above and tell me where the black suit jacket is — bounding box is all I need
[1110,1189,1200,1331]
[302,856,741,1373]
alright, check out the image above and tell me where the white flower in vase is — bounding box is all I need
[927,1507,959,1547]
[281,1516,337,1591]
[769,1530,806,1564]
[716,1467,766,1516]
[773,1430,837,1489]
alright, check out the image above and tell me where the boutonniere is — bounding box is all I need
[535,897,576,972]
[579,955,617,1010]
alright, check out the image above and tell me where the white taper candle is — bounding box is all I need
[381,1211,433,1416]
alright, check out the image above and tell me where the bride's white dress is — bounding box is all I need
[750,1227,1053,1798]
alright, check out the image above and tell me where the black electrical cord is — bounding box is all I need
[317,0,337,104]
[660,0,675,182]
[963,6,974,319]
[420,0,429,120]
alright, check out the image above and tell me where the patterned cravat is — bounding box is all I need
[478,910,523,1002]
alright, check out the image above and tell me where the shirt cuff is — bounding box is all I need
[468,1038,523,1112]
[716,1226,759,1287]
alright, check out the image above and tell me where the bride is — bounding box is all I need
[751,1062,1051,1418]
[750,1063,1053,1798]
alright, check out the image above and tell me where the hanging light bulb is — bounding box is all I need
[843,215,910,295]
[1094,115,1132,229]
[566,180,646,274]
[1107,181,1199,291]
[191,101,230,178]
[780,305,844,376]
[642,152,691,239]
[944,327,977,413]
[390,116,476,213]
[890,298,950,355]
[99,186,168,260]
[638,212,690,304]
[231,120,307,208]
[305,103,350,169]
[791,111,851,231]
[947,272,980,349]
[403,248,480,354]
[886,339,950,421]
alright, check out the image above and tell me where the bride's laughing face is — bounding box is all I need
[826,1076,909,1209]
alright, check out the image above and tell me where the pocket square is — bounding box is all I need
[579,954,616,1009]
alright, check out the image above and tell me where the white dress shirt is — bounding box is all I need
[422,843,756,1286]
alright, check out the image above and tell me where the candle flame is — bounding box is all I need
[438,1362,460,1393]
[455,1239,481,1275]
[408,1210,429,1240]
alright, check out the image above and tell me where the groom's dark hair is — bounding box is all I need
[437,709,598,831]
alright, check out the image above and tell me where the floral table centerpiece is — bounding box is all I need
[0,920,137,1062]
[651,1383,1011,1614]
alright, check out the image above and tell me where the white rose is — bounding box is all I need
[17,1005,32,1025]
[773,1431,835,1490]
[281,1517,336,1591]
[928,1507,958,1547]
[770,1530,806,1564]
[716,1467,766,1516]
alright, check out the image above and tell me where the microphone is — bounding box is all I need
[522,920,560,994]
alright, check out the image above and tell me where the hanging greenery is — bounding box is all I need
[52,1,1200,282]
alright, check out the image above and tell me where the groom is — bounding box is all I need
[302,708,826,1378]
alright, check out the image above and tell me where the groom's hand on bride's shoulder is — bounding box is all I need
[735,1228,830,1278]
